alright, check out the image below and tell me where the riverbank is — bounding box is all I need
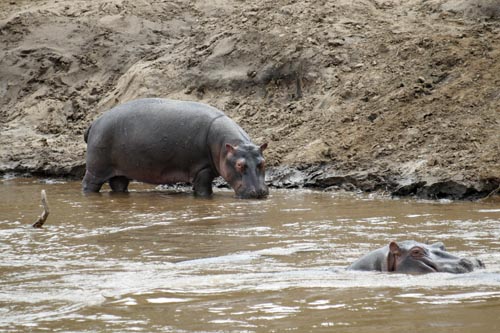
[1,0,499,200]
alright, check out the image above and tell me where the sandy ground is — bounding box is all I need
[0,0,499,199]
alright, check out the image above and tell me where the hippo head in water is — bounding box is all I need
[219,142,269,199]
[348,240,484,274]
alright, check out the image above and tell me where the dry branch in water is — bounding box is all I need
[32,190,49,228]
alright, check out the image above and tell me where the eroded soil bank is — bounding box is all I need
[1,0,499,199]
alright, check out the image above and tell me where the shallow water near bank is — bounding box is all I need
[1,177,499,332]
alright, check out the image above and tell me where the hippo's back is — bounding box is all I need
[85,98,227,184]
[88,98,224,144]
[95,98,223,130]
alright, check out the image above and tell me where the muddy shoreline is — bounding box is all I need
[1,0,499,200]
[2,165,498,200]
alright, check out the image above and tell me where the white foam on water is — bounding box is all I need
[146,297,192,304]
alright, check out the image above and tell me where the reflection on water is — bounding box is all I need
[0,177,499,332]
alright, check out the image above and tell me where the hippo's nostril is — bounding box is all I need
[464,257,485,269]
[459,258,474,272]
[246,189,257,198]
[240,187,268,199]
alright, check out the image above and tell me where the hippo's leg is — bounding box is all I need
[82,171,106,193]
[193,168,215,197]
[109,176,130,192]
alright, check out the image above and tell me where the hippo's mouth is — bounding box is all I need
[421,258,482,273]
[236,191,268,199]
[234,184,268,199]
[419,259,438,272]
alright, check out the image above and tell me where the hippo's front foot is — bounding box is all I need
[193,168,215,197]
[82,171,105,193]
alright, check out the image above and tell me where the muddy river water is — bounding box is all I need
[1,177,499,332]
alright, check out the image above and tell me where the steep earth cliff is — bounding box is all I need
[1,0,499,199]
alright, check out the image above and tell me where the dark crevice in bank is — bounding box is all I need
[0,165,85,180]
[265,166,500,201]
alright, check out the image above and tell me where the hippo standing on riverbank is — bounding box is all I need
[83,98,269,198]
[348,240,484,274]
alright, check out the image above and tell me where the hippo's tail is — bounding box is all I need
[84,124,92,143]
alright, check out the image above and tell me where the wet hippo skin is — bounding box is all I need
[348,240,484,274]
[83,98,269,198]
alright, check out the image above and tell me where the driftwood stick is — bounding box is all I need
[32,190,49,228]
[478,184,500,202]
[483,185,500,200]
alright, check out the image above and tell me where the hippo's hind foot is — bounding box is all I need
[193,168,215,197]
[109,176,130,192]
[82,171,105,193]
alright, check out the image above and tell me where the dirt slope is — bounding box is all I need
[1,0,499,199]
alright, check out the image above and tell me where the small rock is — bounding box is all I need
[328,38,345,47]
[328,55,343,66]
[367,113,378,122]
[247,70,257,78]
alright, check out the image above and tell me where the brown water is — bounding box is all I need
[1,177,499,332]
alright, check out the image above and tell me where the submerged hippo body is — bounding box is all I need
[83,98,268,198]
[347,240,484,274]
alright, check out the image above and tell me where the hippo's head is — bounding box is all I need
[220,142,269,199]
[387,240,484,274]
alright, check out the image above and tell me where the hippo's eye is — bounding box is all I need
[257,160,265,170]
[410,247,425,258]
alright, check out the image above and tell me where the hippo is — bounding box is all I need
[82,98,269,198]
[347,240,484,274]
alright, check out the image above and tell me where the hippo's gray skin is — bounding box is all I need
[83,98,268,198]
[347,240,484,274]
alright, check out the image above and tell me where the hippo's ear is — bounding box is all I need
[260,143,268,152]
[430,242,446,251]
[389,241,401,255]
[388,242,400,272]
[225,143,236,154]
